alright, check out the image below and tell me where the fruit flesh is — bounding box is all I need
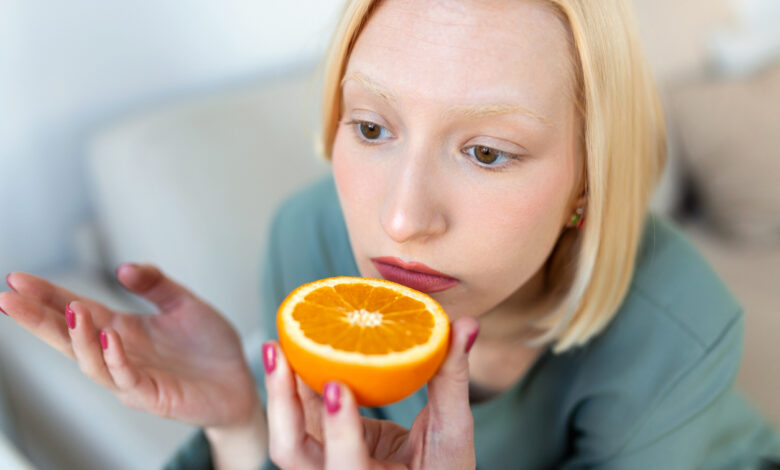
[277,277,450,407]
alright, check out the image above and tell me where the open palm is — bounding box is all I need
[0,263,259,429]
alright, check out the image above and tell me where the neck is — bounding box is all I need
[476,265,553,347]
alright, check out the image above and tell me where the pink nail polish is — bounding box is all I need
[5,274,17,293]
[100,331,108,349]
[262,343,276,374]
[65,303,76,329]
[324,382,341,415]
[0,306,7,316]
[465,327,480,354]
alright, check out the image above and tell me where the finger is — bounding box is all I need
[5,272,113,324]
[100,327,163,413]
[264,341,322,469]
[426,316,480,440]
[0,290,74,358]
[297,375,324,442]
[322,382,372,470]
[67,301,118,391]
[101,327,142,391]
[303,379,407,463]
[115,263,196,313]
[360,417,410,464]
[5,272,79,311]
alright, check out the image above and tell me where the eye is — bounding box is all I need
[353,120,391,141]
[463,145,522,168]
[473,146,500,164]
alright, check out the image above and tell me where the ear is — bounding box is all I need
[573,192,588,211]
[564,190,588,229]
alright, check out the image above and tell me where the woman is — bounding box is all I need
[2,0,779,468]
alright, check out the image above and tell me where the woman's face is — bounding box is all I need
[332,0,583,327]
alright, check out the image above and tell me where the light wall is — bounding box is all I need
[0,0,345,276]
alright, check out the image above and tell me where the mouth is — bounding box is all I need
[370,257,460,293]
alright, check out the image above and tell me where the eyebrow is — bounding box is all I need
[341,71,399,105]
[341,71,552,127]
[445,103,551,126]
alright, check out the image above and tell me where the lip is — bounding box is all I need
[370,257,459,293]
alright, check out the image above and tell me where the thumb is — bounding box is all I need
[426,315,479,432]
[115,263,195,313]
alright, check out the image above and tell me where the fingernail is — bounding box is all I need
[115,263,138,279]
[65,303,76,329]
[0,306,7,316]
[100,331,108,350]
[262,343,276,374]
[324,382,341,415]
[465,326,480,354]
[5,274,17,293]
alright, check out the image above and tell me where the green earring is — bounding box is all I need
[570,207,585,228]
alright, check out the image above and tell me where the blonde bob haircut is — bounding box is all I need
[317,0,666,353]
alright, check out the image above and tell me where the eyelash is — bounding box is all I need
[344,119,392,144]
[343,119,523,171]
[461,146,523,172]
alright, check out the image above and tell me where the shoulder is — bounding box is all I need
[561,212,745,460]
[586,212,742,358]
[272,173,343,236]
[627,212,742,346]
[265,174,359,292]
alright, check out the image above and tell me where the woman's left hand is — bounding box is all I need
[264,315,480,470]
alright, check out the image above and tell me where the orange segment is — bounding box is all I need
[277,276,450,407]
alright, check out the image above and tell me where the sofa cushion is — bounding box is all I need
[86,66,330,335]
[668,61,780,244]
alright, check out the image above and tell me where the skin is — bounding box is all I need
[0,1,585,468]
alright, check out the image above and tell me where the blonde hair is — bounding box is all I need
[318,0,666,353]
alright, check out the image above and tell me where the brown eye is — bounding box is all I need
[359,122,382,140]
[474,146,499,164]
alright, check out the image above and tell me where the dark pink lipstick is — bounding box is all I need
[370,257,459,293]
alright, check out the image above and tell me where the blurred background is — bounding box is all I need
[0,0,778,468]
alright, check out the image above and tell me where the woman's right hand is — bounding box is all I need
[0,263,261,430]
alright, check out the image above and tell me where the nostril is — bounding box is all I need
[5,273,17,293]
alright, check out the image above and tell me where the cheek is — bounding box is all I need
[332,129,383,231]
[333,130,364,205]
[332,133,355,203]
[459,167,572,277]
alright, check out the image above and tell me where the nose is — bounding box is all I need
[379,149,447,244]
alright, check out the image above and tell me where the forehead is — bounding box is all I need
[345,0,575,118]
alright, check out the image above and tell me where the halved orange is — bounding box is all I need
[277,276,450,407]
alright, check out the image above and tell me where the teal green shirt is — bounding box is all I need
[164,175,780,469]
